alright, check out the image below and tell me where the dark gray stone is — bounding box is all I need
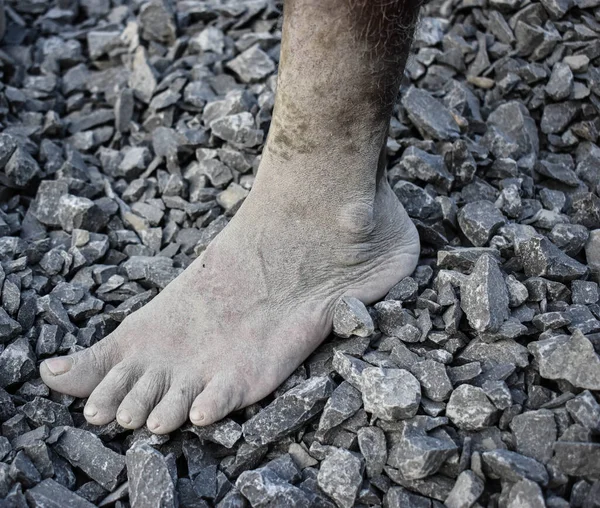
[510,409,557,463]
[317,448,364,508]
[458,201,507,247]
[126,443,176,508]
[26,479,96,508]
[401,87,460,141]
[446,384,497,430]
[482,449,548,485]
[332,297,374,338]
[361,367,421,420]
[242,377,334,446]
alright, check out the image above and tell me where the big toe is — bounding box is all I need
[40,337,119,398]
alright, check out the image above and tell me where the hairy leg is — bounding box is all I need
[41,0,422,433]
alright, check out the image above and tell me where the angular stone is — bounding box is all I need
[484,101,539,165]
[128,46,157,104]
[242,377,334,446]
[361,367,421,420]
[528,330,600,390]
[482,449,548,485]
[446,384,497,430]
[332,296,374,338]
[387,428,457,480]
[516,236,588,282]
[566,391,600,431]
[357,426,387,478]
[399,146,454,191]
[393,181,442,220]
[210,113,263,148]
[236,467,311,507]
[187,418,242,449]
[507,479,545,508]
[317,448,364,508]
[546,63,573,101]
[126,443,176,508]
[444,470,485,508]
[374,300,414,336]
[226,45,275,83]
[458,201,507,247]
[58,195,107,233]
[332,351,369,389]
[510,409,557,463]
[0,337,36,387]
[0,307,22,343]
[22,397,73,429]
[401,87,460,141]
[31,181,69,227]
[410,359,453,402]
[318,381,363,433]
[552,442,600,480]
[461,254,509,332]
[49,427,126,491]
[139,0,177,45]
[26,479,95,508]
[4,147,41,187]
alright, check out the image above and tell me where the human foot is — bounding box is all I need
[41,171,419,434]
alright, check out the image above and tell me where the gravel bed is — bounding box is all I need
[1,0,600,506]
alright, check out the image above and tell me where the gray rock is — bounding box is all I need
[387,427,457,480]
[187,418,242,449]
[210,113,263,148]
[541,101,579,135]
[461,254,510,333]
[332,351,369,389]
[399,146,454,191]
[22,397,73,429]
[49,427,126,491]
[227,45,275,83]
[242,377,334,446]
[546,63,573,101]
[483,101,539,166]
[118,146,152,180]
[26,479,96,508]
[507,479,545,508]
[0,337,36,387]
[332,297,374,338]
[565,390,600,431]
[446,384,497,430]
[458,201,507,247]
[393,181,442,220]
[318,381,363,433]
[410,359,452,402]
[528,330,600,390]
[374,300,415,336]
[516,236,588,282]
[317,448,364,508]
[357,427,387,478]
[482,449,548,485]
[0,307,22,343]
[552,442,600,480]
[236,467,311,507]
[128,46,157,104]
[115,88,134,133]
[126,443,176,508]
[139,0,177,45]
[401,87,460,141]
[4,147,41,187]
[361,367,421,420]
[444,470,485,508]
[510,410,557,463]
[30,181,69,227]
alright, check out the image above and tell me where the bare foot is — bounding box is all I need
[40,172,419,434]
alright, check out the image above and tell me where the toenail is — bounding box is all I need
[84,405,98,418]
[190,407,205,423]
[147,420,160,431]
[118,410,132,425]
[44,357,73,376]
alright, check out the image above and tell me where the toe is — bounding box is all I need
[146,380,198,435]
[40,336,119,398]
[84,362,139,425]
[116,371,168,429]
[189,376,243,427]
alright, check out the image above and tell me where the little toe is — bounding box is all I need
[40,336,119,398]
[116,371,167,429]
[146,381,198,435]
[189,377,243,427]
[84,362,139,425]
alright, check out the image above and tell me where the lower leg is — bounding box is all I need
[41,0,422,433]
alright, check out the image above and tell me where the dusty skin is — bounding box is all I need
[41,0,422,434]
